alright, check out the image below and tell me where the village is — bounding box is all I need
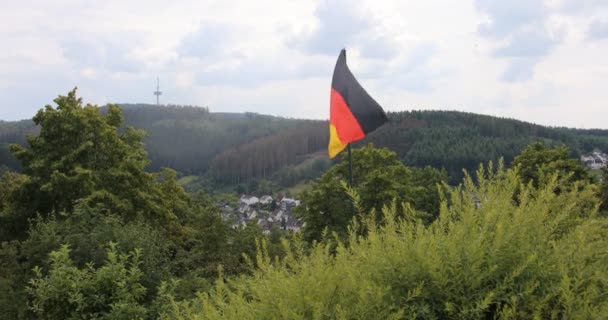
[218,194,305,234]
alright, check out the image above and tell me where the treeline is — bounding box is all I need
[0,120,37,170]
[0,104,326,177]
[118,104,323,175]
[2,106,608,188]
[211,122,327,184]
[364,111,608,183]
[0,120,37,144]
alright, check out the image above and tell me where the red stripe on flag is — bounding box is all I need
[330,88,365,143]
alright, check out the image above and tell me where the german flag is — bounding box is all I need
[329,49,387,158]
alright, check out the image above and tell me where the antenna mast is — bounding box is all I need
[153,77,162,106]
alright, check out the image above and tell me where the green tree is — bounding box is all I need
[296,145,446,242]
[511,142,591,188]
[6,89,183,239]
[27,243,147,320]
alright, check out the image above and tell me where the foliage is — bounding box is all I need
[297,145,446,242]
[0,91,289,318]
[3,90,608,319]
[6,89,183,240]
[123,105,325,176]
[20,210,173,301]
[162,163,608,319]
[0,171,27,212]
[512,142,591,188]
[0,170,27,214]
[27,243,147,320]
[0,143,20,170]
[211,123,327,184]
[0,171,29,242]
[600,166,608,213]
[363,111,607,184]
[6,210,175,319]
[0,241,27,319]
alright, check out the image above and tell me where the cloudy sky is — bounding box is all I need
[1,0,607,128]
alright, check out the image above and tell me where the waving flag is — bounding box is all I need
[328,49,388,158]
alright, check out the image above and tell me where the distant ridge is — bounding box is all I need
[2,104,608,185]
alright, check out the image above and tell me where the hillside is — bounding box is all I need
[113,104,328,174]
[2,105,608,186]
[0,104,329,178]
[364,111,608,183]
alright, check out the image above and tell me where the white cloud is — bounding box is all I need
[0,0,607,129]
[588,19,608,40]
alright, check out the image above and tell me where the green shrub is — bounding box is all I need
[21,209,173,302]
[162,163,608,319]
[27,242,147,320]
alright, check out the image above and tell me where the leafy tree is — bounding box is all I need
[297,145,446,242]
[6,89,184,239]
[171,196,234,278]
[511,142,591,188]
[27,243,147,320]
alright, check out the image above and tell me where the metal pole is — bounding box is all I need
[347,144,356,219]
[348,143,353,187]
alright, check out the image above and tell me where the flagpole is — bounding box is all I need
[348,143,353,187]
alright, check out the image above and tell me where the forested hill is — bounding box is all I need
[2,104,608,185]
[0,104,329,179]
[364,111,608,182]
[115,104,327,176]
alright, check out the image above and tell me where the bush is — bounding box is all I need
[21,209,173,303]
[27,243,147,320]
[162,162,608,319]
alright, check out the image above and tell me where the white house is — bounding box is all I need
[581,151,608,170]
[273,210,284,221]
[260,195,273,205]
[246,210,258,220]
[240,195,260,206]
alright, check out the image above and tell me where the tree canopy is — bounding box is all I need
[296,145,446,242]
[511,142,591,188]
[4,89,187,240]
